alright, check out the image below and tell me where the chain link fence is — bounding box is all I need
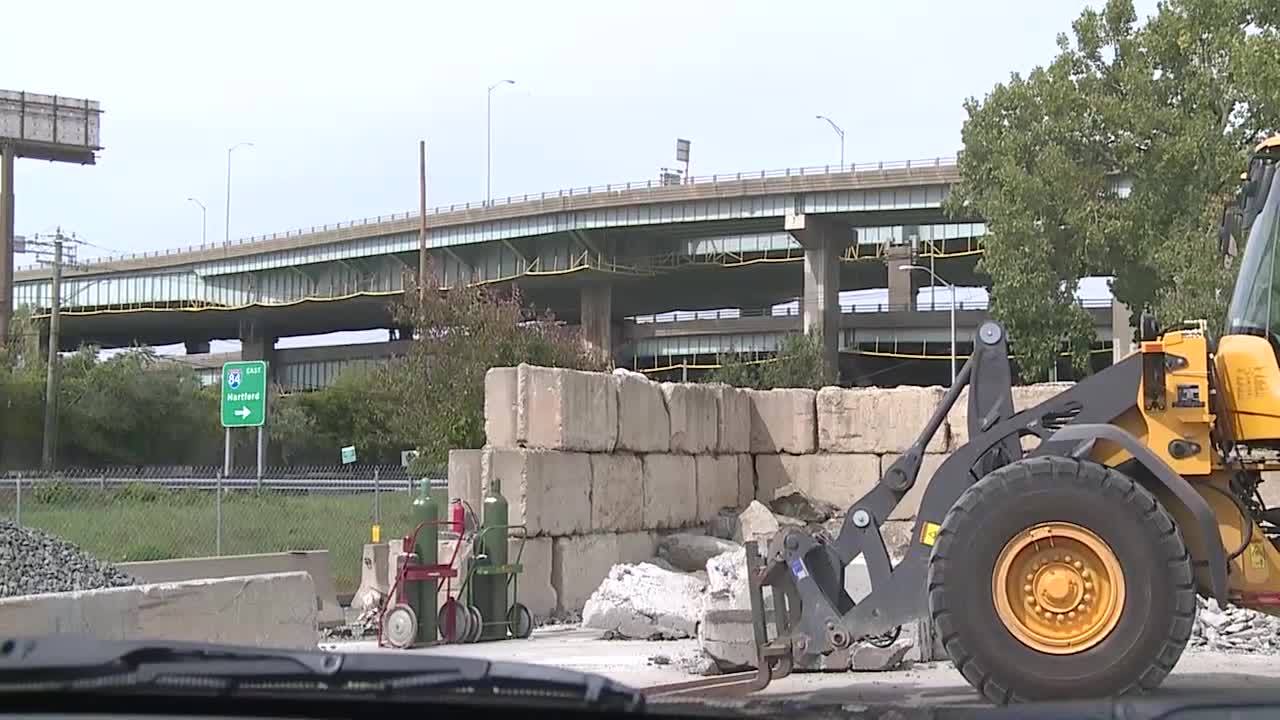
[0,465,447,596]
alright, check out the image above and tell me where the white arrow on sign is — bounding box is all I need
[234,406,252,419]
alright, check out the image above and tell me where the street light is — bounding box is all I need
[187,197,207,245]
[486,79,515,204]
[225,142,254,245]
[815,114,845,170]
[898,263,957,384]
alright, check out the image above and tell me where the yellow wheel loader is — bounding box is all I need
[741,135,1280,703]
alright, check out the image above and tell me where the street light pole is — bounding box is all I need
[224,142,254,245]
[486,80,515,205]
[815,114,845,170]
[898,263,957,385]
[187,197,207,245]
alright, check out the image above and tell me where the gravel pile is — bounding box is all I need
[0,520,134,599]
[1190,597,1280,654]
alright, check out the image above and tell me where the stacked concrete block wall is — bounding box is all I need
[446,362,1077,615]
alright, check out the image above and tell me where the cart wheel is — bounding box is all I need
[464,605,484,643]
[383,603,418,649]
[438,598,469,643]
[508,602,533,639]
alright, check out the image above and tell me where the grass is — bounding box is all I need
[3,485,425,595]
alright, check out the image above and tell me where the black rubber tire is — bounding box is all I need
[927,456,1196,705]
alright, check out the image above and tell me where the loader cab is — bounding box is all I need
[1215,137,1280,446]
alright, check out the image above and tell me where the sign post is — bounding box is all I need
[221,360,268,478]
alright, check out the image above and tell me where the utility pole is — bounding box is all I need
[486,80,515,205]
[28,229,74,469]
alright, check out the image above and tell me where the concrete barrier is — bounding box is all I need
[0,572,318,649]
[119,550,341,628]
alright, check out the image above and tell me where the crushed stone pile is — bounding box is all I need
[1190,597,1280,654]
[0,520,134,598]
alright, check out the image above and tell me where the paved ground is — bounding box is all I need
[322,625,1280,707]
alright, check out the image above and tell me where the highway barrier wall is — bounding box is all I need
[442,364,1073,616]
[0,571,318,649]
[118,550,342,628]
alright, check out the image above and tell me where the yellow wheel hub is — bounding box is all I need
[992,522,1125,654]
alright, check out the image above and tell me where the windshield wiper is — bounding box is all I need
[0,635,645,712]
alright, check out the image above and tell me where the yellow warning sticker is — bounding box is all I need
[1251,542,1267,570]
[921,522,941,547]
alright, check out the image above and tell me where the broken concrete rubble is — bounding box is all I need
[769,491,841,523]
[850,640,912,671]
[734,500,781,546]
[657,533,742,573]
[581,563,706,640]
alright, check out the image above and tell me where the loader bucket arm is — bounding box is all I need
[745,319,1220,678]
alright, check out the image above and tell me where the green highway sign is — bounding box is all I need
[341,445,357,464]
[221,361,268,428]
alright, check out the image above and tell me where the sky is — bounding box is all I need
[2,0,1154,352]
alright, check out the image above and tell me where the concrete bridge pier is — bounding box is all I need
[239,322,277,379]
[787,213,846,381]
[886,245,921,310]
[184,339,211,355]
[580,282,614,365]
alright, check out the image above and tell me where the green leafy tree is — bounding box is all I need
[389,272,607,469]
[705,331,833,389]
[950,0,1280,380]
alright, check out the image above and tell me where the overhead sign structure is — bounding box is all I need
[221,361,267,428]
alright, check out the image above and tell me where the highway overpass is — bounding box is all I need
[10,155,1127,386]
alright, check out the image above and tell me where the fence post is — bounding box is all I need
[215,470,223,556]
[374,467,381,526]
[14,476,20,526]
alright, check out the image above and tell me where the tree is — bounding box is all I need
[950,0,1280,380]
[389,271,607,469]
[705,331,833,389]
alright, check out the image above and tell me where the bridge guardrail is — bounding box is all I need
[16,155,959,273]
[624,297,1111,324]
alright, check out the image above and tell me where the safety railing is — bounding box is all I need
[16,155,958,273]
[624,297,1112,324]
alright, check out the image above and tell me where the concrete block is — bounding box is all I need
[747,389,817,454]
[483,449,591,536]
[0,572,317,650]
[817,386,946,454]
[590,454,643,532]
[736,454,755,508]
[448,449,484,515]
[661,383,718,454]
[484,367,518,448]
[351,542,390,610]
[881,453,949,521]
[696,455,740,523]
[517,364,618,452]
[119,550,341,629]
[617,530,658,564]
[514,536,557,620]
[552,533,620,613]
[754,453,880,509]
[616,372,671,453]
[642,454,698,529]
[714,385,751,453]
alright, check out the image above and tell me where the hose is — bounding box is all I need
[1203,482,1254,561]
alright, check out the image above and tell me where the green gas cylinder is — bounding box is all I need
[474,476,509,640]
[410,479,439,643]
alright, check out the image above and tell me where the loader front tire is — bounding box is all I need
[927,456,1196,704]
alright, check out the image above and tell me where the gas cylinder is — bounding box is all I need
[449,498,466,535]
[410,479,439,643]
[474,476,509,640]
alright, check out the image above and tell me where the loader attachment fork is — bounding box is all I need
[746,320,1147,676]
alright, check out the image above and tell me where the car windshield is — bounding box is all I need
[1227,166,1280,337]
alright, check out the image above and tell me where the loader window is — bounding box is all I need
[1227,167,1280,341]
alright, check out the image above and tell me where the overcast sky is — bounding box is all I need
[3,0,1152,350]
